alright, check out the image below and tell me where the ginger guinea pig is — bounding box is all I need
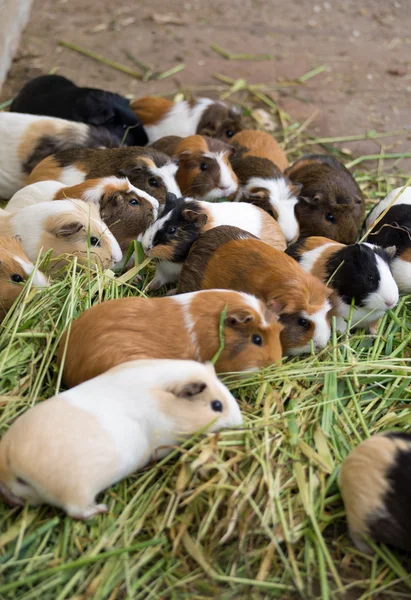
[339,432,411,553]
[229,131,299,244]
[0,359,242,518]
[141,193,286,291]
[27,146,180,208]
[7,178,159,255]
[285,154,364,244]
[365,186,411,293]
[58,289,283,388]
[151,134,238,201]
[0,236,49,322]
[0,200,122,273]
[130,96,242,143]
[0,112,119,199]
[287,236,399,333]
[177,226,333,355]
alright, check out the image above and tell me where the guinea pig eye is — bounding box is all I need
[226,130,234,138]
[326,212,336,223]
[129,198,140,206]
[149,177,159,188]
[10,274,24,283]
[298,317,309,329]
[168,226,177,235]
[211,400,223,412]
[90,236,101,247]
[200,163,208,171]
[251,334,263,346]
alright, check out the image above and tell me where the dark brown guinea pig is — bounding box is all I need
[285,154,364,244]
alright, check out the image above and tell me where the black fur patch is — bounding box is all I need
[285,238,307,262]
[367,205,411,255]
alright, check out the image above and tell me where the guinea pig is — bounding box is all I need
[339,432,411,553]
[365,186,411,293]
[130,96,243,143]
[0,112,119,199]
[287,236,399,333]
[6,178,159,255]
[0,359,242,518]
[57,289,284,388]
[0,236,49,322]
[27,146,180,209]
[285,154,365,244]
[229,133,299,244]
[151,134,238,201]
[141,193,287,291]
[0,200,122,273]
[10,74,148,147]
[177,226,333,355]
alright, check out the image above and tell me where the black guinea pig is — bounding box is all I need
[10,74,148,147]
[339,432,411,553]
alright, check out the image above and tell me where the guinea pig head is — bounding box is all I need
[141,194,208,262]
[197,103,243,142]
[295,195,359,244]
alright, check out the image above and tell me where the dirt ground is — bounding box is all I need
[2,0,411,167]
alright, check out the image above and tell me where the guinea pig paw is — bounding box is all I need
[68,503,108,520]
[0,483,25,507]
[146,278,163,293]
[166,288,178,296]
[133,273,142,283]
[368,320,380,336]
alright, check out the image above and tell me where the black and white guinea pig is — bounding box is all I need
[10,74,148,146]
[339,432,411,553]
[365,186,411,293]
[287,236,399,333]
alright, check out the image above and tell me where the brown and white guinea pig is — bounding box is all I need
[229,131,300,244]
[26,146,181,209]
[150,134,238,201]
[57,289,283,388]
[285,154,365,244]
[0,359,242,518]
[177,226,333,355]
[6,178,159,255]
[0,200,122,273]
[141,193,287,291]
[0,236,49,322]
[287,236,399,333]
[0,112,119,199]
[365,186,411,293]
[339,432,411,553]
[130,96,243,144]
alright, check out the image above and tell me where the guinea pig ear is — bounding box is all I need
[173,382,207,398]
[53,222,84,238]
[118,165,143,179]
[384,245,397,260]
[164,192,178,214]
[290,182,303,196]
[182,209,208,228]
[225,310,253,327]
[247,188,269,201]
[266,298,286,316]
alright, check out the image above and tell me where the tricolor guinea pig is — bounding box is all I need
[229,130,299,243]
[365,186,411,293]
[285,154,365,244]
[0,200,122,273]
[57,289,283,388]
[130,96,243,143]
[6,178,159,255]
[27,146,180,208]
[287,236,398,333]
[0,236,49,322]
[177,226,333,355]
[0,359,242,519]
[10,74,148,146]
[339,432,411,553]
[0,112,119,199]
[150,134,238,201]
[141,193,287,291]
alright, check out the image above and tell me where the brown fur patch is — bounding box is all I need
[196,104,243,142]
[231,130,289,171]
[0,236,32,321]
[150,136,183,156]
[310,242,343,282]
[130,96,174,125]
[53,179,103,200]
[257,209,286,251]
[400,247,411,262]
[17,120,84,164]
[26,156,66,185]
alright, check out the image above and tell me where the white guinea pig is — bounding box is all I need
[0,359,242,518]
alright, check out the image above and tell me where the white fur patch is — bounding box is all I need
[173,294,200,359]
[363,254,399,312]
[60,166,87,186]
[144,98,215,143]
[201,201,262,234]
[150,162,181,198]
[141,210,172,253]
[203,152,238,201]
[298,242,337,274]
[14,257,49,288]
[365,186,411,229]
[6,180,67,213]
[391,256,411,293]
[289,302,332,354]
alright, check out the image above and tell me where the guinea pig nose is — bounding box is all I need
[385,299,396,308]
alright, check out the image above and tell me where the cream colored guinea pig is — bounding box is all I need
[0,200,122,273]
[0,359,242,519]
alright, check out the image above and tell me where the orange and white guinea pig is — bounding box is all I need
[0,359,242,519]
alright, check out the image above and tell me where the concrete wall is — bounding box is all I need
[0,0,34,90]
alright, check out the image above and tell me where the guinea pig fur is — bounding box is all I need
[141,193,286,291]
[287,236,399,333]
[0,236,49,322]
[229,134,299,244]
[285,154,365,244]
[339,432,411,553]
[231,130,289,172]
[7,178,159,255]
[10,74,148,147]
[152,134,238,201]
[27,146,180,208]
[130,96,243,143]
[177,226,333,355]
[365,186,411,293]
[0,200,122,273]
[0,359,242,518]
[0,112,119,199]
[57,289,283,388]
